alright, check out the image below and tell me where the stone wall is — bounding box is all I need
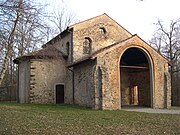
[16,14,172,109]
[53,32,73,64]
[94,35,171,109]
[172,73,180,106]
[52,32,74,104]
[71,14,132,61]
[129,70,150,107]
[74,60,95,108]
[65,69,74,104]
[94,66,103,109]
[0,85,17,101]
[172,88,180,106]
[29,58,66,104]
[18,61,30,103]
[120,68,130,106]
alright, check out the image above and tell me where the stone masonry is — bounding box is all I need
[14,13,171,109]
[29,59,66,103]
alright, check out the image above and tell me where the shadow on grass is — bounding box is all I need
[0,102,92,111]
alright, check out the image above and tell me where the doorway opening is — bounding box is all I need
[56,84,64,104]
[120,47,152,108]
[130,85,139,105]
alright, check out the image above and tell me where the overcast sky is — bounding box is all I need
[44,0,180,41]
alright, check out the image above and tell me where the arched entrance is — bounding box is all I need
[120,47,152,108]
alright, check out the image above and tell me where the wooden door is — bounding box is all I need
[56,85,64,104]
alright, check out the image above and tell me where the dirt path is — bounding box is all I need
[123,107,180,114]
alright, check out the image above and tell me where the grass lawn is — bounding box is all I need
[0,102,179,135]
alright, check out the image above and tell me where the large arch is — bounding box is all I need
[119,47,154,108]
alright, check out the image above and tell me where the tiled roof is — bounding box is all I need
[14,45,67,64]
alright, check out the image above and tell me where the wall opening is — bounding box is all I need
[120,47,151,107]
[130,85,139,105]
[83,37,92,54]
[66,42,70,55]
[99,27,106,34]
[56,84,64,104]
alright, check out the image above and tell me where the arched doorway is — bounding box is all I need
[120,47,152,107]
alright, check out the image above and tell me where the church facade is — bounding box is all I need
[14,13,171,109]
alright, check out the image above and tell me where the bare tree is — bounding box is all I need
[0,0,50,86]
[48,2,77,36]
[149,19,180,105]
[0,0,23,86]
[150,19,180,74]
[149,32,163,53]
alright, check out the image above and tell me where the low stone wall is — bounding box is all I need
[172,87,180,106]
[0,85,17,101]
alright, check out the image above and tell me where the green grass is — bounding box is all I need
[0,102,179,135]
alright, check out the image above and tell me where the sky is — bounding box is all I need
[44,0,180,41]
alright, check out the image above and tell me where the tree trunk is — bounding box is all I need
[0,0,22,86]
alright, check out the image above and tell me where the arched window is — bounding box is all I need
[99,27,106,34]
[83,37,92,54]
[66,42,70,55]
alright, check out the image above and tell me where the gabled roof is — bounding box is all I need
[43,13,132,48]
[14,45,67,64]
[69,13,132,36]
[42,28,73,48]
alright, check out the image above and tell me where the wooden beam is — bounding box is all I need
[120,65,149,69]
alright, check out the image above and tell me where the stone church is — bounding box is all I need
[14,13,171,110]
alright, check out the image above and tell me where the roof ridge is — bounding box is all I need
[69,13,132,36]
[69,13,106,28]
[103,14,132,36]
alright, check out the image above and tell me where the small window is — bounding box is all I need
[83,37,92,54]
[99,27,106,34]
[66,42,70,55]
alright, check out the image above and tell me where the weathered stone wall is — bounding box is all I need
[0,85,17,101]
[130,70,150,107]
[53,32,74,104]
[18,61,30,103]
[29,58,66,104]
[121,69,150,107]
[16,14,171,110]
[172,88,180,106]
[94,35,171,109]
[74,60,95,108]
[94,66,104,109]
[71,14,132,61]
[120,68,130,106]
[65,69,73,104]
[164,63,171,108]
[53,32,73,63]
[172,73,180,106]
[53,33,70,55]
